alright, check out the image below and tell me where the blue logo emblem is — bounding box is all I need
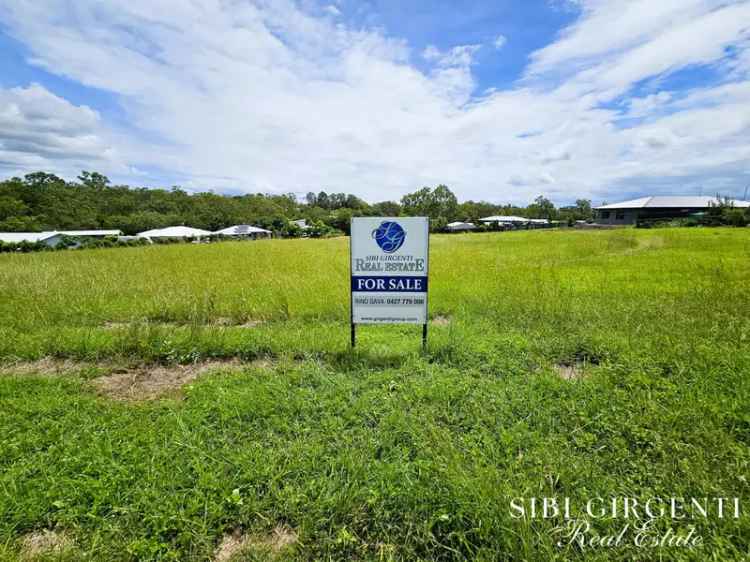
[372,221,406,253]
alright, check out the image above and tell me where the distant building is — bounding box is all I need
[0,230,122,248]
[291,219,311,230]
[137,226,212,239]
[0,232,66,247]
[214,225,272,238]
[479,216,553,229]
[445,221,476,232]
[595,196,750,225]
[479,215,529,226]
[527,218,551,227]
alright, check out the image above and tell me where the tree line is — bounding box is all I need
[0,171,595,236]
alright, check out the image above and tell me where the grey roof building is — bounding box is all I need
[595,196,750,225]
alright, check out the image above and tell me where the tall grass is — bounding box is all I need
[0,228,749,560]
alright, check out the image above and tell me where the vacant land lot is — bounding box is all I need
[1,229,749,561]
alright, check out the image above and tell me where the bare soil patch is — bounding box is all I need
[103,318,264,330]
[0,358,98,376]
[19,530,72,560]
[214,525,297,562]
[554,362,587,381]
[430,315,451,326]
[1,357,274,400]
[92,359,253,401]
[213,318,264,328]
[102,321,133,330]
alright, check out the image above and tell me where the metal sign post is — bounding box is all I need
[350,217,430,349]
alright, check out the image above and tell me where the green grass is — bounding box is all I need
[0,229,749,560]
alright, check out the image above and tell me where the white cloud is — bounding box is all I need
[626,92,672,118]
[0,0,748,203]
[528,0,719,75]
[423,44,481,67]
[493,35,507,50]
[0,84,121,177]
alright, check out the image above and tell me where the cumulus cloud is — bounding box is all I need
[0,84,120,176]
[0,0,748,203]
[493,35,507,50]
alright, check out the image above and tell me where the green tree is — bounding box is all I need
[527,195,557,219]
[370,200,401,216]
[78,171,110,190]
[0,196,29,222]
[574,199,592,220]
[401,184,458,228]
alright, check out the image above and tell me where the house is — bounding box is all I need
[0,229,123,248]
[527,218,555,229]
[291,219,311,230]
[479,215,530,230]
[0,232,66,247]
[137,226,212,239]
[445,221,476,232]
[595,196,750,225]
[214,225,272,238]
[479,215,529,225]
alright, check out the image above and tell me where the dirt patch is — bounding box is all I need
[430,315,451,326]
[103,318,264,329]
[19,530,72,560]
[214,530,247,562]
[102,321,134,330]
[554,362,587,381]
[214,526,297,562]
[213,318,264,328]
[91,359,248,401]
[0,358,98,376]
[1,358,274,399]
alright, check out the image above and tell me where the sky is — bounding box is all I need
[0,0,749,205]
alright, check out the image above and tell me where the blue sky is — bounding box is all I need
[0,0,749,205]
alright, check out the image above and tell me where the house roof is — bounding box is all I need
[137,226,212,237]
[214,225,271,235]
[0,231,61,244]
[479,215,529,223]
[596,196,750,210]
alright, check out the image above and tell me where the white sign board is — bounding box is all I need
[350,217,429,324]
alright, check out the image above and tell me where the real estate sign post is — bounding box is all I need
[350,217,429,348]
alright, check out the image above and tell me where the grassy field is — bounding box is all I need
[1,228,749,561]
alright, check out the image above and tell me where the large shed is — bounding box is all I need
[446,221,476,232]
[214,225,272,238]
[0,230,122,248]
[0,232,65,247]
[595,196,750,225]
[137,226,212,239]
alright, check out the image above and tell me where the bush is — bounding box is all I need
[724,208,748,227]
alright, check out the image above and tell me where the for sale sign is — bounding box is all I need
[350,217,429,324]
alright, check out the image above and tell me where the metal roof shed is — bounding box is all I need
[0,232,65,246]
[137,226,212,238]
[213,225,272,237]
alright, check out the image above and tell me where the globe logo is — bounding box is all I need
[372,221,406,253]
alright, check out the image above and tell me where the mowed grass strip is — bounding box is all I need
[0,228,749,560]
